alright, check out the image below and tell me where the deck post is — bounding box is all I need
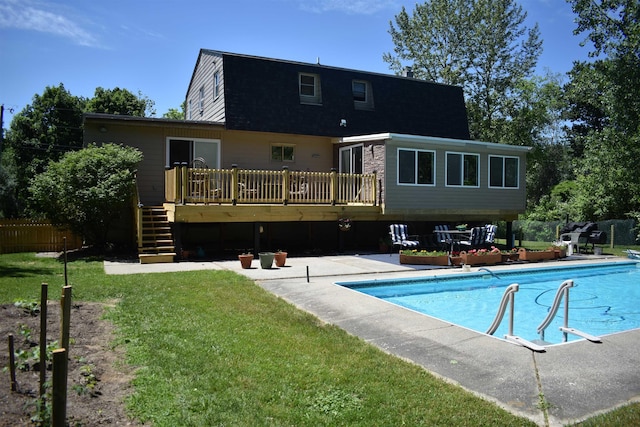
[330,168,337,206]
[372,171,378,206]
[231,164,238,205]
[180,163,188,205]
[282,166,289,205]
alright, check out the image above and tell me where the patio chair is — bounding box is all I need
[435,225,453,251]
[485,224,497,245]
[460,226,487,250]
[389,224,420,253]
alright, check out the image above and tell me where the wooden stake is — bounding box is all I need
[51,348,68,427]
[39,283,48,402]
[60,286,72,359]
[8,334,16,392]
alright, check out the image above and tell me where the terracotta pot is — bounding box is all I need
[450,256,463,266]
[274,252,287,267]
[459,251,501,266]
[238,254,253,269]
[501,253,519,263]
[551,248,567,258]
[399,254,449,266]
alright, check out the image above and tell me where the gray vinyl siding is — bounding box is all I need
[383,139,527,214]
[187,51,225,122]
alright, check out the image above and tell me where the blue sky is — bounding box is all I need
[0,0,592,124]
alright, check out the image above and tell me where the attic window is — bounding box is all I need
[299,73,322,105]
[352,80,374,110]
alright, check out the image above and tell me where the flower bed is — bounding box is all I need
[399,250,450,266]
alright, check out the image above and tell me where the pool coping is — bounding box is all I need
[104,254,640,426]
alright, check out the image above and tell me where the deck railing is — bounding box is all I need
[165,166,377,206]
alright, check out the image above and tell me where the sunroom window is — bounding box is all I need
[489,155,519,188]
[398,148,435,185]
[446,152,479,187]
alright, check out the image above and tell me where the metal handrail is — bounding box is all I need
[537,279,601,343]
[486,283,519,336]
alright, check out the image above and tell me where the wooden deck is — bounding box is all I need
[162,166,381,223]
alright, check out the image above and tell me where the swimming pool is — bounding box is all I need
[338,261,640,345]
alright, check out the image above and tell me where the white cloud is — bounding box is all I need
[296,0,400,15]
[0,0,99,47]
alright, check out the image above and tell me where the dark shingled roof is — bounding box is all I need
[218,51,470,140]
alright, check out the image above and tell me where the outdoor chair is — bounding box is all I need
[435,225,453,251]
[389,224,420,253]
[460,226,488,250]
[485,224,497,245]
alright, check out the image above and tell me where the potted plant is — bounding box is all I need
[274,250,287,267]
[238,252,253,269]
[399,249,450,266]
[459,247,501,266]
[259,252,275,269]
[500,247,520,263]
[549,244,567,259]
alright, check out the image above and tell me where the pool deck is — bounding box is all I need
[105,254,640,426]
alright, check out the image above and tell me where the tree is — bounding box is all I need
[86,87,155,117]
[29,144,143,247]
[564,0,640,219]
[384,0,542,141]
[4,84,86,212]
[162,102,186,120]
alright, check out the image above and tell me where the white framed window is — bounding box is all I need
[213,72,220,99]
[166,137,220,169]
[339,145,363,174]
[299,73,322,104]
[446,152,479,187]
[489,155,519,188]
[187,99,192,119]
[397,148,435,185]
[271,144,295,162]
[198,86,205,112]
[352,80,374,110]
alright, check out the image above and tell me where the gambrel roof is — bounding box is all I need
[187,49,471,140]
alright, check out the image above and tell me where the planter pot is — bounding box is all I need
[238,254,253,269]
[518,248,555,262]
[399,254,449,266]
[259,252,275,269]
[274,252,287,267]
[551,248,567,259]
[460,251,501,266]
[450,256,463,266]
[501,253,519,263]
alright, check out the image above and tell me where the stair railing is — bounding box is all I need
[132,171,143,251]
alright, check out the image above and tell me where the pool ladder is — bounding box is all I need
[486,284,546,352]
[537,280,602,343]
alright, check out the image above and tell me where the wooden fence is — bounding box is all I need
[0,219,83,254]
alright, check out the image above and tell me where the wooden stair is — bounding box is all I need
[138,206,176,264]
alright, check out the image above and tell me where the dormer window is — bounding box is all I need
[299,73,322,105]
[352,80,373,110]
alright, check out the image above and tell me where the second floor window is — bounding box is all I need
[398,148,435,185]
[446,152,479,187]
[198,86,205,112]
[299,73,321,104]
[213,72,220,99]
[352,80,374,110]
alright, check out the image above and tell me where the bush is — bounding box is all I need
[29,143,143,247]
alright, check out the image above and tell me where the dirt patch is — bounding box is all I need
[0,301,144,426]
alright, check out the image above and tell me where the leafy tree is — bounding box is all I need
[162,102,186,120]
[564,0,640,220]
[4,84,86,212]
[384,0,542,141]
[86,87,155,117]
[29,144,143,247]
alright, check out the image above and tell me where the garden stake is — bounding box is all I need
[40,283,48,403]
[51,348,68,427]
[8,334,16,391]
[63,237,68,287]
[60,286,72,359]
[306,266,309,283]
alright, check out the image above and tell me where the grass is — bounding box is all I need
[1,251,639,426]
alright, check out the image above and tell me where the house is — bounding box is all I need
[83,49,529,262]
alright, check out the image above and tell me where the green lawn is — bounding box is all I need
[1,252,638,426]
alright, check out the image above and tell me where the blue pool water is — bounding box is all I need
[338,261,640,344]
